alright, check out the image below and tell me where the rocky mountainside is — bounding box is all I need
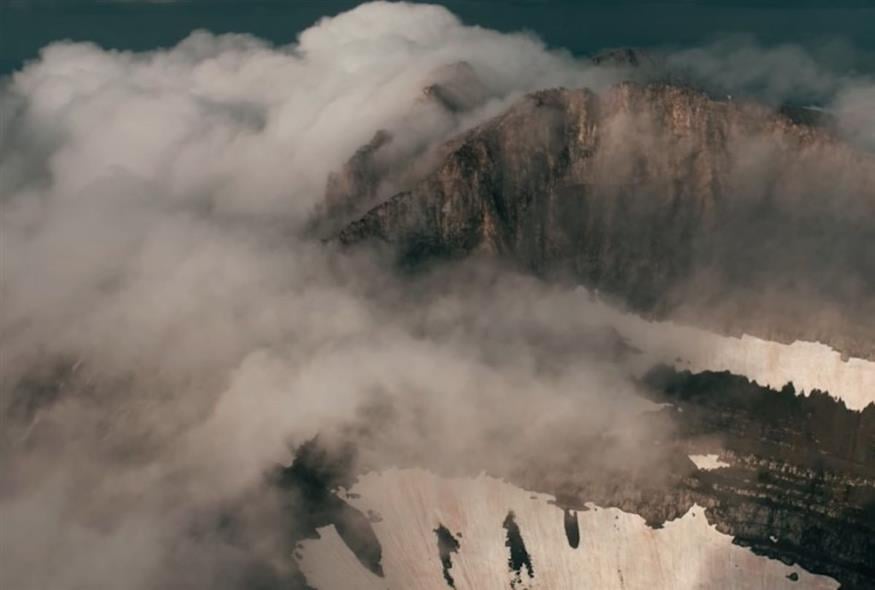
[337,82,875,360]
[640,369,875,589]
[311,61,492,237]
[281,370,874,589]
[308,82,875,587]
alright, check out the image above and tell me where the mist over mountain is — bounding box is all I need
[337,82,875,359]
[1,2,873,590]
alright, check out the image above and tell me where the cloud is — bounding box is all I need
[834,83,875,150]
[1,2,873,589]
[661,35,875,150]
[0,3,647,589]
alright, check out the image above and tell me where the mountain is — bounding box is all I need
[293,80,875,589]
[337,82,875,361]
[312,61,492,238]
[287,371,875,589]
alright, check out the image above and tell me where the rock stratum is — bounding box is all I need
[337,82,875,361]
[284,366,874,589]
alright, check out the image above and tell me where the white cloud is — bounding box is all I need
[1,3,872,589]
[0,4,635,588]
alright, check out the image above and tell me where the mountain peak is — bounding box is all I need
[338,82,875,359]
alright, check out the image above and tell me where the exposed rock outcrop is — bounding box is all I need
[420,61,491,114]
[321,129,395,229]
[591,47,649,68]
[284,369,875,589]
[338,83,875,360]
[313,61,493,236]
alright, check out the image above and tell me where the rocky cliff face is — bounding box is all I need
[311,61,492,238]
[528,368,875,589]
[281,370,875,589]
[337,83,875,360]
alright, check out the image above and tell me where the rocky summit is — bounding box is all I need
[337,82,875,361]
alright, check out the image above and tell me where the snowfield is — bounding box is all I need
[579,289,875,411]
[297,468,838,590]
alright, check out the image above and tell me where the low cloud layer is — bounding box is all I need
[1,2,873,589]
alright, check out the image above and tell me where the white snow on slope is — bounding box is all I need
[689,454,731,471]
[297,468,838,590]
[577,289,874,411]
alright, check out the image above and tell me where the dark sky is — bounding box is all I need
[2,0,875,75]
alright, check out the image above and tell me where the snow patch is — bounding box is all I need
[575,288,875,411]
[297,468,838,590]
[689,454,730,470]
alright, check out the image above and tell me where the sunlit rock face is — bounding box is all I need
[338,82,875,361]
[296,469,839,590]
